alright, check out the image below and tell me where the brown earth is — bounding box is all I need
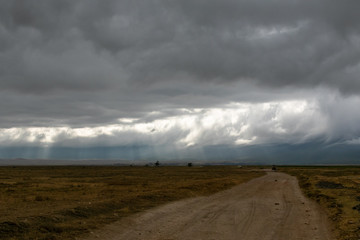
[0,166,264,240]
[83,172,334,240]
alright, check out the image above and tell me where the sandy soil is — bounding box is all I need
[84,172,334,240]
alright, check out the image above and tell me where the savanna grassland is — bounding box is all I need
[0,165,264,240]
[281,166,360,240]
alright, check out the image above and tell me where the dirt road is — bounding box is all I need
[84,172,334,240]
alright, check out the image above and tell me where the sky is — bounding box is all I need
[0,0,360,164]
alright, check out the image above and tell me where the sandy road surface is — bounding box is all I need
[84,172,334,240]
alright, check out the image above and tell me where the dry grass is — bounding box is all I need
[0,165,264,240]
[281,166,360,240]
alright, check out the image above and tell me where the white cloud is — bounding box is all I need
[0,99,328,148]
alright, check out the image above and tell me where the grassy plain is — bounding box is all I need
[281,166,360,240]
[0,165,264,240]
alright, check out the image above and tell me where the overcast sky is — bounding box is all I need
[1,0,360,163]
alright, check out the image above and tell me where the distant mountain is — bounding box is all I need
[0,141,359,165]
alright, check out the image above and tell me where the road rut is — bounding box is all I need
[84,172,334,240]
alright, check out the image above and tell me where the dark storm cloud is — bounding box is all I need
[1,0,359,94]
[0,0,360,155]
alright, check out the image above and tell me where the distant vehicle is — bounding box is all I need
[272,165,277,171]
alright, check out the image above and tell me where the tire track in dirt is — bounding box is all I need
[239,200,256,239]
[83,172,334,240]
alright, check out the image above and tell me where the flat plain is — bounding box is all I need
[281,166,360,240]
[0,165,264,240]
[1,165,360,240]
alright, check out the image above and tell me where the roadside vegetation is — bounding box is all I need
[0,165,264,240]
[281,166,360,240]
